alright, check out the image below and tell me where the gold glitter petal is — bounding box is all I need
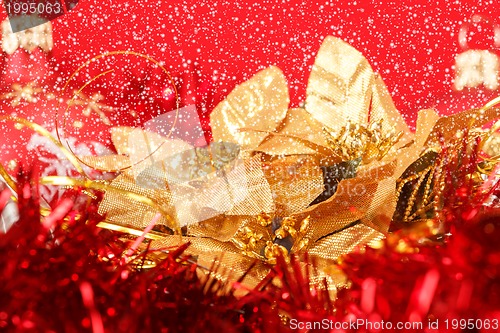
[210,66,289,151]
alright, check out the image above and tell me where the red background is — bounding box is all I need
[1,0,500,129]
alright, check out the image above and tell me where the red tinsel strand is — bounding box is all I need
[0,173,284,332]
[2,134,500,333]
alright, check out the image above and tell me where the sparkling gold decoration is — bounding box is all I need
[454,50,499,91]
[232,214,311,264]
[152,141,240,184]
[0,83,42,106]
[323,120,403,164]
[234,226,264,259]
[395,161,435,223]
[257,212,272,226]
[69,92,115,126]
[453,15,500,91]
[305,37,411,141]
[263,242,288,264]
[1,18,53,54]
[394,97,500,224]
[71,37,433,289]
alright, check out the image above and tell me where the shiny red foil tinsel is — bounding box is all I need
[1,157,500,332]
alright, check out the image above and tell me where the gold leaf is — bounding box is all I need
[306,36,373,131]
[255,108,332,157]
[210,66,289,151]
[306,36,411,151]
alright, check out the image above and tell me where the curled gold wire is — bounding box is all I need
[0,115,86,180]
[55,50,181,174]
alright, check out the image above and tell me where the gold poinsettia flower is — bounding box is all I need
[78,37,500,289]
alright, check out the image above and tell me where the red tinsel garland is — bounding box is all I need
[0,172,258,332]
[1,141,500,333]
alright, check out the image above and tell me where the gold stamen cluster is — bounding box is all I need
[233,213,311,264]
[323,120,403,164]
